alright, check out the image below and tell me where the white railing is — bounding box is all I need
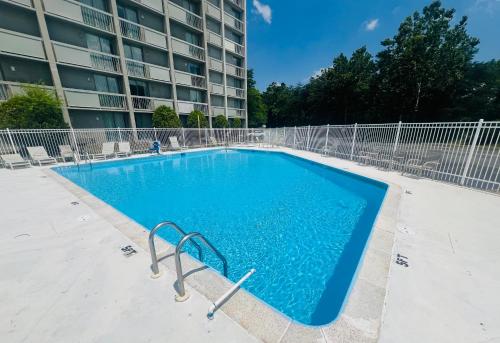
[131,96,173,111]
[224,39,244,56]
[171,37,205,61]
[226,86,244,98]
[126,59,170,82]
[225,63,245,78]
[119,18,167,49]
[224,13,244,33]
[64,88,127,110]
[205,2,221,19]
[168,2,203,31]
[177,101,208,114]
[174,70,206,88]
[130,0,163,13]
[227,0,243,9]
[1,121,499,193]
[0,81,55,101]
[52,41,121,73]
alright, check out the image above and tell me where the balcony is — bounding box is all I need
[0,28,46,60]
[208,57,223,72]
[225,63,244,78]
[205,2,221,20]
[207,31,222,47]
[177,100,208,114]
[227,86,244,98]
[209,83,224,95]
[0,81,54,101]
[224,39,244,56]
[130,0,163,13]
[171,37,205,61]
[43,0,114,33]
[227,0,243,10]
[175,70,206,88]
[227,107,245,117]
[126,59,171,82]
[211,106,225,116]
[168,2,203,31]
[119,18,167,50]
[53,41,121,73]
[4,0,33,8]
[224,13,244,33]
[64,88,127,110]
[132,96,173,112]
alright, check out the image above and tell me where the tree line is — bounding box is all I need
[247,1,499,127]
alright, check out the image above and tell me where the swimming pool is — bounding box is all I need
[55,149,387,325]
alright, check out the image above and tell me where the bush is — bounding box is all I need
[213,115,228,128]
[152,105,181,128]
[186,110,208,128]
[231,117,242,128]
[0,85,67,129]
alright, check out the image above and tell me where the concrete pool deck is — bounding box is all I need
[1,147,499,342]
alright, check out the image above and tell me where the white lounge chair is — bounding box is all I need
[116,142,131,157]
[209,136,220,146]
[169,136,183,150]
[1,154,31,169]
[58,145,74,162]
[93,142,116,160]
[27,146,57,166]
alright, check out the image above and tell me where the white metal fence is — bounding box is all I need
[0,120,499,192]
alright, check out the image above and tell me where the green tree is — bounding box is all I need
[231,117,242,128]
[152,105,181,128]
[213,115,228,128]
[0,85,67,129]
[375,0,479,121]
[247,69,267,127]
[186,110,208,128]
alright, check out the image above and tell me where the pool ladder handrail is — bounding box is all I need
[174,232,228,301]
[148,221,204,278]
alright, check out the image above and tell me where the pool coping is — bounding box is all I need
[45,147,401,343]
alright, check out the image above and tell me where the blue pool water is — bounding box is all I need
[55,149,387,325]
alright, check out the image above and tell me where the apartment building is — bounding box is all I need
[0,0,247,128]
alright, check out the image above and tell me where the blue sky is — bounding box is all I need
[246,0,500,90]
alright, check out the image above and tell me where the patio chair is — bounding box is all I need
[27,146,57,166]
[379,152,406,171]
[321,140,339,157]
[58,145,74,162]
[92,142,116,160]
[404,150,443,178]
[116,142,131,157]
[169,136,183,150]
[0,154,31,169]
[209,136,220,146]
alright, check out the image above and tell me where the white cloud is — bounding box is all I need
[365,18,379,31]
[252,0,272,24]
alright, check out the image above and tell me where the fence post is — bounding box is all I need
[306,125,311,150]
[205,128,208,146]
[117,127,122,142]
[6,128,16,153]
[70,127,80,159]
[323,124,329,154]
[350,123,358,160]
[153,127,158,141]
[293,126,297,149]
[460,119,484,185]
[181,127,186,147]
[391,121,402,169]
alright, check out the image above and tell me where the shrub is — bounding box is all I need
[231,117,242,128]
[0,85,67,129]
[213,115,228,128]
[186,110,208,128]
[152,105,181,128]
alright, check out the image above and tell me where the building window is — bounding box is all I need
[79,0,107,11]
[206,18,221,35]
[225,29,242,44]
[129,80,149,96]
[209,71,223,84]
[211,95,224,106]
[86,33,112,54]
[224,4,241,20]
[208,46,222,60]
[123,44,143,61]
[94,74,119,93]
[171,0,200,15]
[118,5,139,23]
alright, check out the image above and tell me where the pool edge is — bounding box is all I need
[44,147,401,343]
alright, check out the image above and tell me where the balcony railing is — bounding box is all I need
[53,41,121,73]
[126,59,171,82]
[130,0,163,13]
[211,106,225,116]
[0,81,54,101]
[227,86,245,98]
[177,100,208,114]
[0,28,46,60]
[227,107,245,117]
[5,0,33,8]
[132,96,174,111]
[208,57,223,72]
[205,2,221,20]
[171,37,205,61]
[119,18,167,49]
[225,63,244,78]
[64,88,127,110]
[174,70,206,88]
[43,0,114,33]
[168,2,203,31]
[209,83,224,94]
[224,39,244,56]
[207,31,223,47]
[224,13,244,33]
